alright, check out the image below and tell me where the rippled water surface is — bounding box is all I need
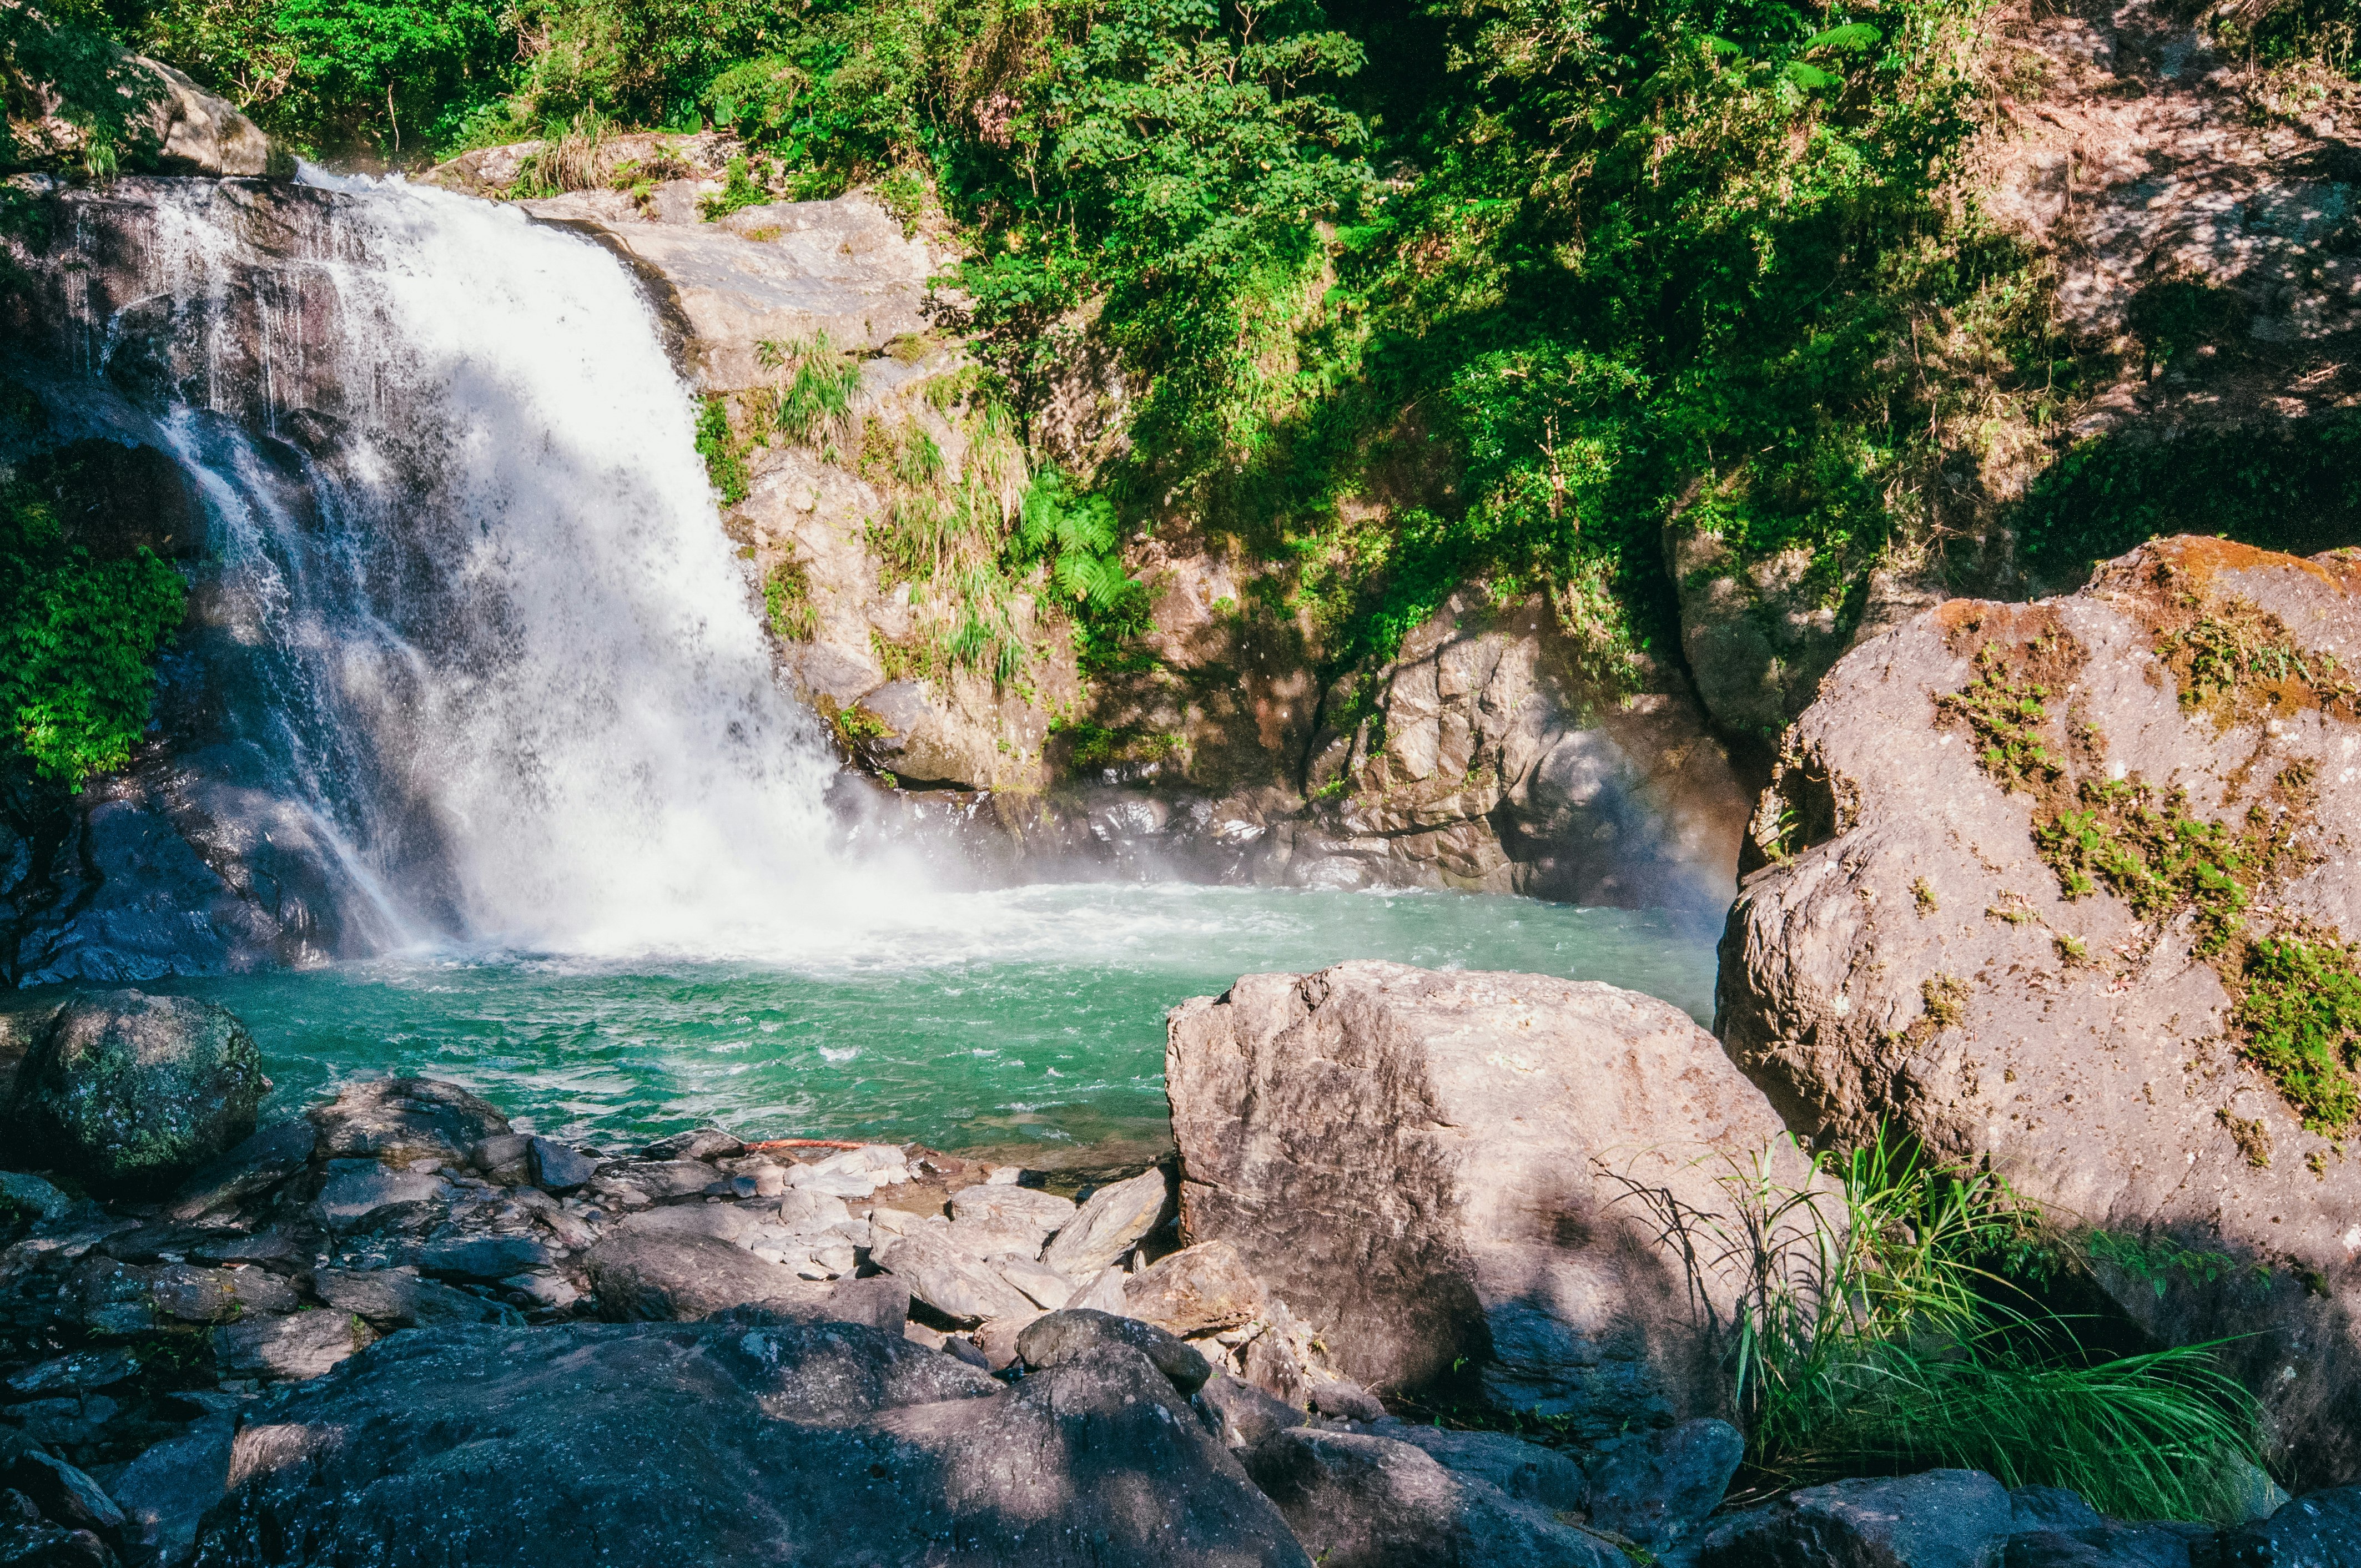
[122,884,1718,1157]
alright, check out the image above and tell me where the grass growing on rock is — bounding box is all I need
[1627,1136,2266,1521]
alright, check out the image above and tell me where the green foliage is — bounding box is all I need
[2031,775,2299,956]
[2236,932,2361,1136]
[694,394,749,503]
[2157,599,2358,721]
[698,151,769,218]
[2,0,161,177]
[761,332,860,450]
[2087,1229,2260,1301]
[2013,417,2361,583]
[1622,1134,2265,1522]
[1936,644,2063,793]
[0,477,186,789]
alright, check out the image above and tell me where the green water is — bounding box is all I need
[119,884,1718,1159]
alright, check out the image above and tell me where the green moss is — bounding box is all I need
[2235,931,2361,1136]
[1922,973,1970,1029]
[1054,720,1182,772]
[694,396,748,506]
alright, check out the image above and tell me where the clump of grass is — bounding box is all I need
[1912,877,1939,915]
[694,395,749,505]
[1617,1137,2267,1522]
[763,557,817,642]
[2234,930,2361,1135]
[2156,597,2358,725]
[509,112,618,196]
[1921,974,1970,1029]
[761,333,862,451]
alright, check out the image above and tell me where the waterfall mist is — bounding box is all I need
[36,170,903,962]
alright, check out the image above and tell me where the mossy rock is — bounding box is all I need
[5,990,265,1193]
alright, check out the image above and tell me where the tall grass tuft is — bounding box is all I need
[761,333,861,450]
[1614,1134,2267,1522]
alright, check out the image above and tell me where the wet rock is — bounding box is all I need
[585,1231,827,1322]
[108,1417,232,1567]
[311,1268,507,1329]
[641,1128,743,1162]
[307,1078,510,1167]
[870,1230,1035,1325]
[2008,1522,2204,1567]
[149,1263,298,1323]
[187,1318,1311,1567]
[213,1310,372,1382]
[4,1352,138,1400]
[1245,1427,1622,1568]
[1580,1418,1745,1547]
[1017,1308,1212,1396]
[1123,1238,1267,1335]
[1040,1167,1174,1277]
[1694,1469,2014,1568]
[160,1121,314,1222]
[526,1137,597,1192]
[1380,1428,1587,1514]
[1169,962,1795,1426]
[1197,1373,1303,1449]
[2,1436,127,1538]
[6,992,265,1193]
[310,1161,452,1233]
[1716,540,2361,1485]
[2203,1485,2361,1568]
[417,1234,552,1282]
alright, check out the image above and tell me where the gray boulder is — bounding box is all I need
[871,1229,1035,1325]
[1378,1427,1587,1513]
[1017,1308,1212,1395]
[141,58,288,178]
[187,1319,1312,1566]
[1244,1427,1622,1568]
[1197,1373,1303,1449]
[417,1234,551,1282]
[307,1077,510,1167]
[310,1160,451,1232]
[2003,1522,2206,1567]
[110,1417,233,1566]
[1041,1167,1174,1277]
[1581,1418,1745,1547]
[1694,1469,2015,1568]
[6,991,265,1192]
[2206,1485,2361,1568]
[1123,1238,1267,1335]
[526,1136,597,1192]
[1168,961,1795,1427]
[312,1268,508,1329]
[1716,539,2361,1486]
[586,1231,827,1322]
[213,1311,372,1381]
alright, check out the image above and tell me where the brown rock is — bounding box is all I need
[1718,537,2361,1487]
[1121,1240,1266,1336]
[586,1231,830,1323]
[1168,961,1794,1432]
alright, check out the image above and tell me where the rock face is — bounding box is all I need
[140,59,289,179]
[6,991,264,1191]
[1717,537,2361,1486]
[1167,961,1795,1430]
[188,1319,1313,1567]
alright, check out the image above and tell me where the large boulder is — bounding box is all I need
[306,1076,510,1167]
[139,59,290,178]
[1717,538,2361,1485]
[187,1319,1313,1567]
[5,991,265,1192]
[1167,961,1795,1431]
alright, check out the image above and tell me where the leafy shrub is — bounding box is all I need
[1,477,186,789]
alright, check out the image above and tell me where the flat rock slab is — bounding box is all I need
[1041,1167,1174,1277]
[1169,961,1795,1428]
[587,1230,828,1322]
[307,1077,510,1166]
[1694,1469,2015,1568]
[188,1320,1313,1567]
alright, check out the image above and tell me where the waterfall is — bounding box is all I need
[28,170,894,962]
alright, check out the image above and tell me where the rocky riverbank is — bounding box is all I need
[6,975,2359,1566]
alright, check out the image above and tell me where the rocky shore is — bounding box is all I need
[6,959,2360,1567]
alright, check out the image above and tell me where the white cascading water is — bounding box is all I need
[124,169,913,958]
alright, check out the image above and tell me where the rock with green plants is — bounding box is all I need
[1720,535,2361,1489]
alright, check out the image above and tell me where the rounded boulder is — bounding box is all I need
[7,991,266,1192]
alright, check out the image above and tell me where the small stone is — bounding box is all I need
[313,1268,420,1325]
[585,1231,828,1322]
[983,1166,1024,1186]
[418,1234,552,1281]
[971,1313,1045,1372]
[1017,1308,1212,1396]
[1041,1167,1174,1277]
[729,1176,760,1198]
[943,1336,991,1370]
[777,1189,852,1230]
[527,1137,598,1193]
[1069,1265,1129,1315]
[1307,1375,1385,1423]
[1383,1428,1587,1514]
[903,1322,948,1350]
[502,1272,581,1310]
[213,1309,372,1381]
[470,1133,532,1172]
